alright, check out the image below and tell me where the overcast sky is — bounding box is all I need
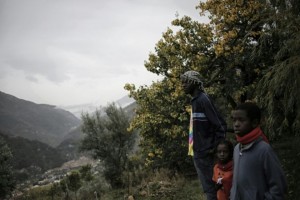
[0,0,206,106]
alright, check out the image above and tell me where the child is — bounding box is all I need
[213,140,233,200]
[230,102,287,200]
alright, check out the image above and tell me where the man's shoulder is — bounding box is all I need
[255,139,271,149]
[193,92,210,102]
[249,139,274,156]
[234,140,268,151]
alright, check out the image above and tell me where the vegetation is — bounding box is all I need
[124,0,300,199]
[15,166,205,200]
[16,164,107,200]
[80,103,137,188]
[0,133,66,185]
[0,136,15,199]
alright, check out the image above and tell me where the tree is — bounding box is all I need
[80,103,136,188]
[125,0,300,172]
[125,16,220,172]
[59,171,82,200]
[200,0,300,138]
[60,178,70,200]
[0,136,15,199]
[79,164,93,182]
[67,171,82,200]
[48,182,61,200]
[256,0,300,138]
[125,80,192,171]
[197,0,277,105]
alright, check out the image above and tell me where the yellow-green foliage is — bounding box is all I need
[124,1,300,198]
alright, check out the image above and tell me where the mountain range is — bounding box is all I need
[0,91,81,147]
[0,90,136,182]
[58,95,135,118]
[0,91,135,147]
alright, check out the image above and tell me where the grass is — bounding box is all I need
[168,178,205,200]
[100,178,205,200]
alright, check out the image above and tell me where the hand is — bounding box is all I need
[215,182,223,191]
[217,177,223,184]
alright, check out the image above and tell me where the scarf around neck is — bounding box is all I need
[188,109,194,156]
[236,127,269,145]
[217,160,233,172]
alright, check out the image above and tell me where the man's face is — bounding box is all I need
[181,80,195,95]
[231,110,256,137]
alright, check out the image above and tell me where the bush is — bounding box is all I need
[128,168,204,200]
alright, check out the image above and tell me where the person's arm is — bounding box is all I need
[201,94,227,142]
[263,146,287,200]
[212,165,223,191]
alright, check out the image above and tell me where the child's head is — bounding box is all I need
[231,102,261,137]
[216,140,233,164]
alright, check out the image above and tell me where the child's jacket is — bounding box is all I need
[230,138,287,200]
[213,160,233,200]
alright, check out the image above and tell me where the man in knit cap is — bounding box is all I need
[180,70,227,200]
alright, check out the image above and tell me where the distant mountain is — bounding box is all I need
[0,133,67,184]
[58,103,99,119]
[59,95,135,118]
[0,91,81,147]
[56,126,84,160]
[0,133,66,170]
[116,95,135,108]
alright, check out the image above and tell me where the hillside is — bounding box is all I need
[0,91,81,147]
[57,126,84,160]
[0,91,138,186]
[57,100,137,160]
[0,133,66,183]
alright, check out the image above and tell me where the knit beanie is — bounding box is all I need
[180,70,204,89]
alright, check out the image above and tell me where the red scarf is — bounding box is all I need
[236,127,269,144]
[217,160,233,172]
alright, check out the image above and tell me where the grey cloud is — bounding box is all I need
[25,75,39,83]
[0,0,201,105]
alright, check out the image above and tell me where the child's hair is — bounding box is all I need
[235,102,261,122]
[216,139,234,159]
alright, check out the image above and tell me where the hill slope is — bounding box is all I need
[0,91,81,147]
[57,100,137,159]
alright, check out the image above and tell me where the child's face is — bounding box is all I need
[216,144,230,164]
[231,110,257,137]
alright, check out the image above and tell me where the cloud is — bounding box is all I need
[0,0,202,105]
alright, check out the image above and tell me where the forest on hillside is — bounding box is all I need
[1,0,300,199]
